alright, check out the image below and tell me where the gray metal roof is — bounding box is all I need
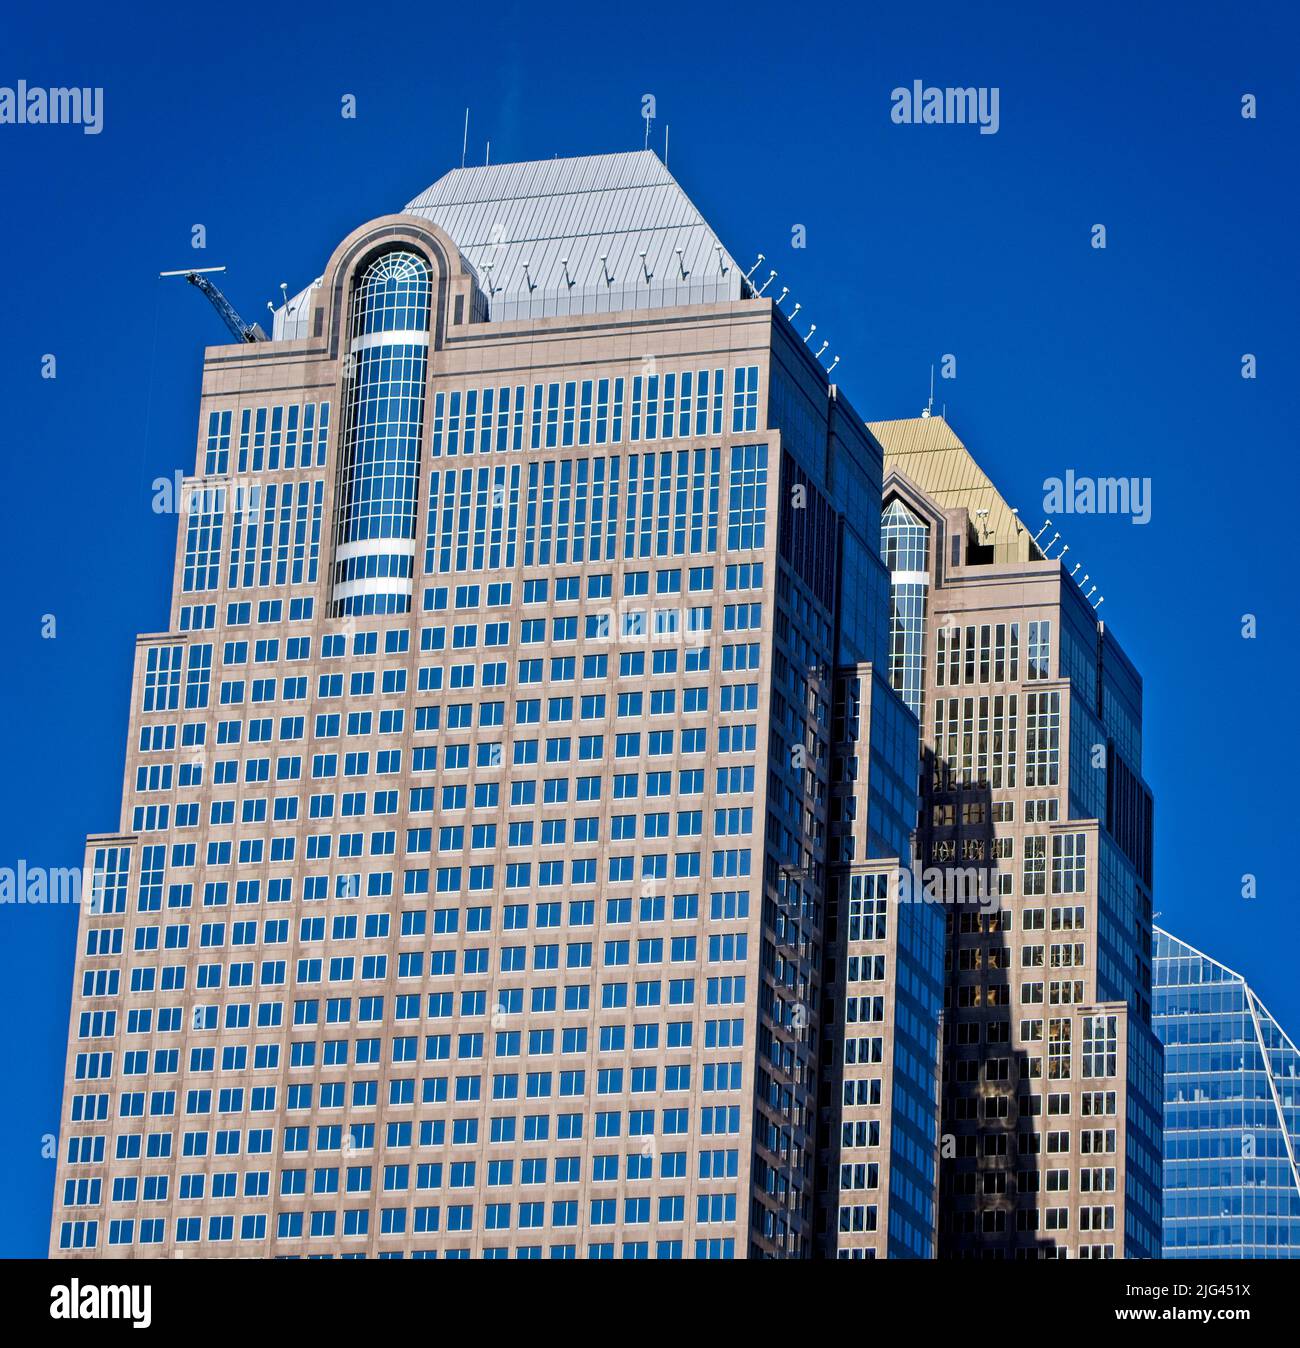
[272,150,745,337]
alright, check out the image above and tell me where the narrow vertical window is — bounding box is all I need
[331,249,431,617]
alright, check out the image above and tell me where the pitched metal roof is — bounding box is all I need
[405,149,743,320]
[272,149,744,337]
[872,413,1040,562]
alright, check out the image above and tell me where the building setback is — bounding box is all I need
[50,151,938,1260]
[870,413,1164,1258]
[1153,927,1300,1257]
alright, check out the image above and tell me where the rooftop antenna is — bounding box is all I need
[664,124,669,167]
[462,108,469,169]
[803,323,816,345]
[921,363,935,418]
[486,141,491,166]
[744,253,765,282]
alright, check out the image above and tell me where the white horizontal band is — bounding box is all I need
[335,538,417,563]
[350,330,429,352]
[332,576,415,600]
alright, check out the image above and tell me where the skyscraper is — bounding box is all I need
[870,414,1164,1258]
[1153,926,1300,1257]
[50,151,935,1260]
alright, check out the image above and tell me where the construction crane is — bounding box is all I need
[159,266,267,342]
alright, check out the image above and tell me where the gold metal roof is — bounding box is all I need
[869,414,1038,563]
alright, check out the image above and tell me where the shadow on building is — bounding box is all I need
[926,749,1064,1258]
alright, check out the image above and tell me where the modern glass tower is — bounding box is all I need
[1153,927,1300,1257]
[50,151,938,1260]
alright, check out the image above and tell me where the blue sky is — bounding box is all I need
[1,0,1296,1256]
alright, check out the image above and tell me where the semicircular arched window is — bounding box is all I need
[350,248,431,337]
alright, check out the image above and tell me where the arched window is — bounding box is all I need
[350,249,431,336]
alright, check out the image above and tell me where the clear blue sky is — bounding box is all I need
[1,0,1295,1257]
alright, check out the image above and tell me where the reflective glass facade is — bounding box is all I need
[1153,928,1300,1257]
[885,874,945,1257]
